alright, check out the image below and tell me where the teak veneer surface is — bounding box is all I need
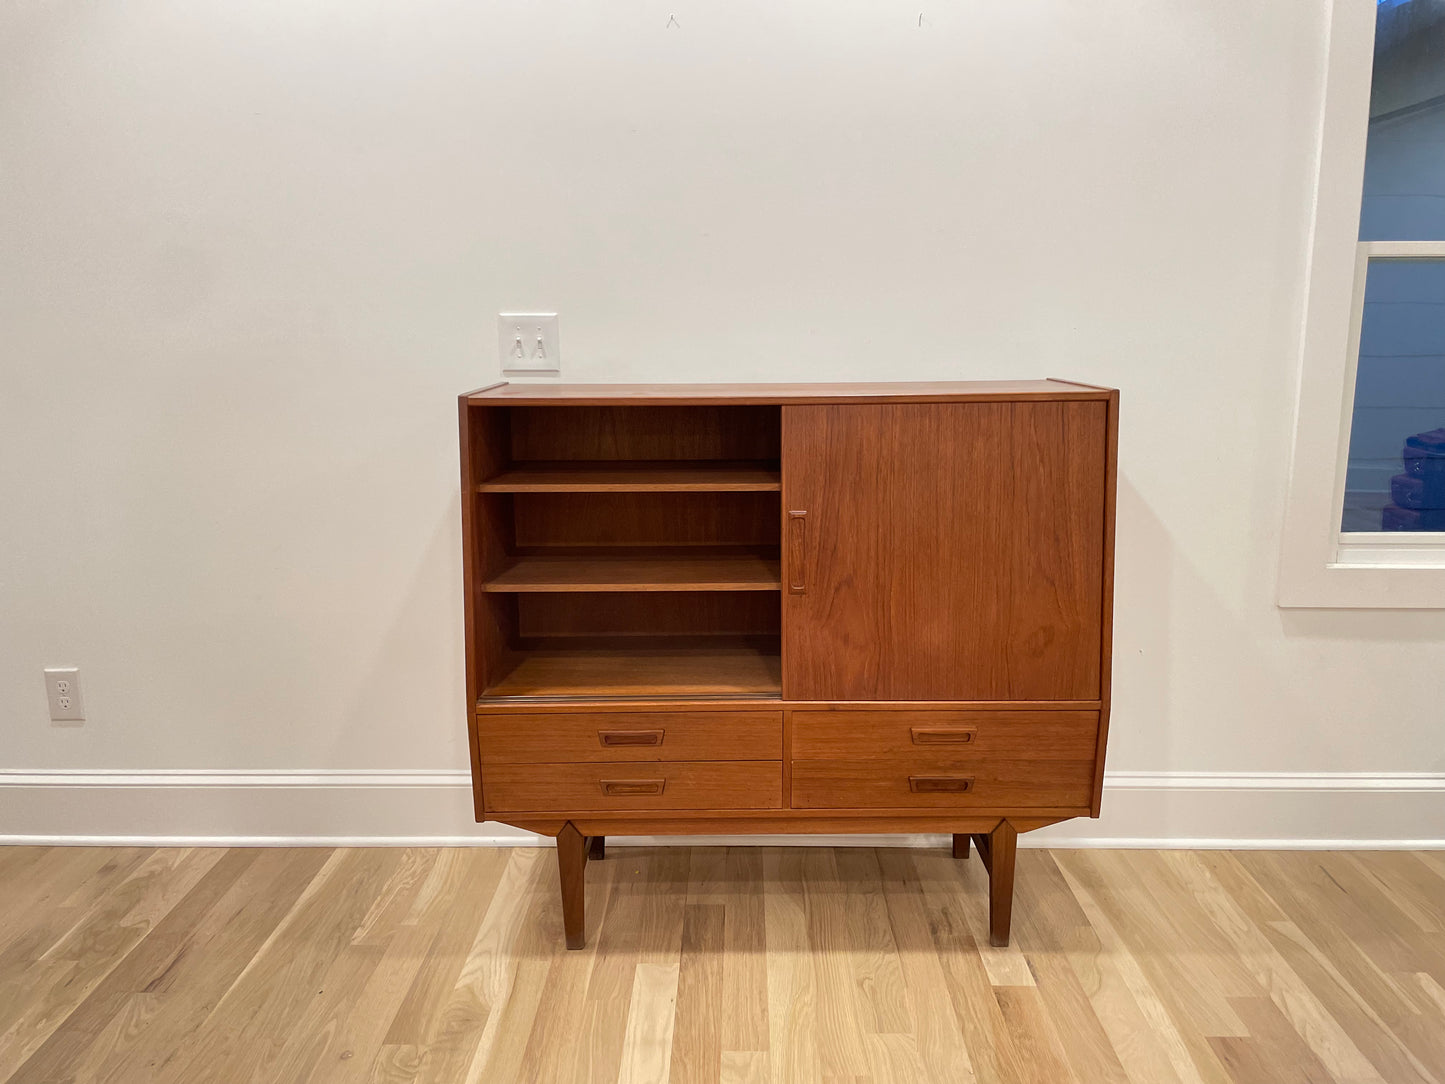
[477,710,784,763]
[789,758,1096,809]
[790,709,1100,759]
[782,401,1107,700]
[483,641,783,699]
[483,553,783,592]
[466,378,1114,404]
[460,379,1119,950]
[5,844,1443,1084]
[478,460,782,492]
[483,761,785,812]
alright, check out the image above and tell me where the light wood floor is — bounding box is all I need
[2,845,1444,1084]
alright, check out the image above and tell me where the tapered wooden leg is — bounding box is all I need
[588,834,606,861]
[556,821,588,950]
[952,833,970,859]
[986,820,1018,947]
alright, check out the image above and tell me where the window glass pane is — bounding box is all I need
[1359,0,1445,242]
[1341,259,1445,531]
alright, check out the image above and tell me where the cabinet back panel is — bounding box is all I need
[509,405,780,461]
[518,592,780,638]
[782,401,1107,701]
[513,492,780,548]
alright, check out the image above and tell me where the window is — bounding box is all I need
[1279,0,1445,606]
[1341,0,1445,534]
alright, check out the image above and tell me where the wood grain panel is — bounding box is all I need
[477,711,783,763]
[508,405,780,461]
[484,553,781,592]
[513,492,780,548]
[479,461,781,492]
[483,641,781,699]
[482,762,783,812]
[781,401,1106,701]
[790,710,1099,760]
[517,592,780,638]
[6,844,1440,1084]
[473,380,1116,404]
[790,758,1094,809]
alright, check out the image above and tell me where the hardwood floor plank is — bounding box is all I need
[801,847,871,1079]
[1054,853,1227,1084]
[1208,996,1340,1084]
[5,848,310,1084]
[834,848,911,1037]
[721,1049,770,1084]
[618,961,681,1084]
[1009,852,1130,1084]
[0,848,152,972]
[516,859,617,1084]
[917,871,1029,1084]
[722,847,770,1055]
[876,851,978,1084]
[460,852,563,1084]
[762,848,820,1084]
[151,848,404,1084]
[1160,851,1389,1084]
[0,845,1442,1084]
[993,985,1080,1084]
[670,903,726,1084]
[0,847,225,1079]
[1198,852,1439,1084]
[385,849,509,1046]
[1235,851,1445,1074]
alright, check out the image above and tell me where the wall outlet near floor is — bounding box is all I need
[498,313,560,375]
[44,667,85,723]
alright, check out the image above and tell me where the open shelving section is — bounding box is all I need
[477,461,780,493]
[483,553,782,593]
[463,402,783,700]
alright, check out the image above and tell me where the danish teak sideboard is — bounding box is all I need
[459,380,1118,948]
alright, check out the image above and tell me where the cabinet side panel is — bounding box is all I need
[1091,389,1120,816]
[461,403,516,818]
[782,402,1107,701]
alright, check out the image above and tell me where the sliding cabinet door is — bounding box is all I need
[781,401,1107,701]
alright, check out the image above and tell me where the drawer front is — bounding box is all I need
[790,710,1098,760]
[478,711,783,764]
[484,761,783,812]
[790,758,1093,809]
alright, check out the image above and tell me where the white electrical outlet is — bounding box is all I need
[44,667,85,723]
[498,313,560,375]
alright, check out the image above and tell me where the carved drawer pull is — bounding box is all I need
[598,729,665,747]
[788,510,807,594]
[908,776,973,793]
[910,727,977,745]
[601,779,666,796]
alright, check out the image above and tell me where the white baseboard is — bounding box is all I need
[1,769,1442,849]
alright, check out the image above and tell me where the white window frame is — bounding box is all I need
[1278,0,1445,608]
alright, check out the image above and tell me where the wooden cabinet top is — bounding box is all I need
[464,379,1115,406]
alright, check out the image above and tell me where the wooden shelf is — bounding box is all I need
[482,640,782,699]
[483,553,782,593]
[478,461,781,493]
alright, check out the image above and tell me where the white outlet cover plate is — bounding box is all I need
[44,667,85,723]
[499,313,560,375]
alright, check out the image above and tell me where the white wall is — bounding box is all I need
[3,0,1443,845]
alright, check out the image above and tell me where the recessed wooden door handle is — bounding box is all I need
[788,510,807,594]
[910,727,977,745]
[598,729,665,747]
[908,776,974,793]
[600,779,665,796]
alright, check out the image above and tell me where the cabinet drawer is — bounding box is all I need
[477,711,783,764]
[484,761,783,812]
[790,758,1093,809]
[790,710,1098,760]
